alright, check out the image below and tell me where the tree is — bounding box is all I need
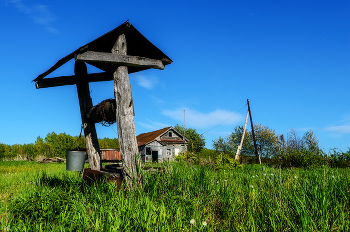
[213,124,279,158]
[302,130,320,152]
[174,124,205,153]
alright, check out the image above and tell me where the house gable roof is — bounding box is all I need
[136,127,189,147]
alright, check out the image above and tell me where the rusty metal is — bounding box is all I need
[100,149,121,161]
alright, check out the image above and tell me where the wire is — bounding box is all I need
[111,124,118,136]
[200,103,247,135]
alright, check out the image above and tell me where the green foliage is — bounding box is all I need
[213,124,279,158]
[98,137,119,149]
[214,153,242,170]
[3,162,350,231]
[327,148,350,168]
[213,125,350,168]
[174,152,187,162]
[271,130,327,168]
[174,124,205,152]
[1,133,119,160]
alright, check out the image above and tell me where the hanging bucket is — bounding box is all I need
[66,150,88,171]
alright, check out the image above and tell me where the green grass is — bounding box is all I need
[1,161,350,231]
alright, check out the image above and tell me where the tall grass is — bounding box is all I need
[1,161,349,231]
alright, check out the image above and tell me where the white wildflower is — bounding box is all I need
[250,185,254,189]
[202,221,207,226]
[294,176,298,179]
[190,219,195,224]
[332,175,335,178]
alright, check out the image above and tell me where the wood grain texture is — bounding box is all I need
[112,31,140,188]
[35,72,112,89]
[75,62,101,171]
[75,51,165,70]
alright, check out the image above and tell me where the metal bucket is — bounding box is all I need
[66,150,87,171]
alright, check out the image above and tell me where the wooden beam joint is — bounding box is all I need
[75,51,165,70]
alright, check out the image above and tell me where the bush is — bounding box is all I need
[328,148,350,168]
[215,153,242,170]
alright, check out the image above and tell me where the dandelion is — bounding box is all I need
[190,219,195,224]
[202,221,207,226]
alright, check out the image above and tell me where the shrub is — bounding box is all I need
[214,153,242,170]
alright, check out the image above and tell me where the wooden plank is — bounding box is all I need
[75,61,102,171]
[112,31,140,189]
[75,51,165,70]
[35,72,112,89]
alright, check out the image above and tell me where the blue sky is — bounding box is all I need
[0,0,349,152]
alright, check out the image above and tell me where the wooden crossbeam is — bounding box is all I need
[35,72,112,89]
[75,51,165,70]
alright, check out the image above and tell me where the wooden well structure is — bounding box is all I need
[33,21,172,183]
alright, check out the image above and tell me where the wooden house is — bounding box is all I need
[137,127,189,162]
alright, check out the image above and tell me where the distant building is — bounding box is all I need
[136,127,189,162]
[100,149,121,161]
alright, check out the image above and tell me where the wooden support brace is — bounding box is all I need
[75,51,165,70]
[35,72,112,89]
[75,62,101,171]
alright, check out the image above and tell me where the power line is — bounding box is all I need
[201,103,248,135]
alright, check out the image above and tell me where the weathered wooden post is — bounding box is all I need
[75,62,101,170]
[33,21,172,186]
[112,29,140,187]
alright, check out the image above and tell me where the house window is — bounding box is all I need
[169,132,172,137]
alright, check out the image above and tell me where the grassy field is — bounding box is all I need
[1,161,350,231]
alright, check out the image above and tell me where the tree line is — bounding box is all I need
[212,124,350,168]
[0,132,119,160]
[175,123,350,169]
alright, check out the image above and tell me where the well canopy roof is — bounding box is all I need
[33,21,172,82]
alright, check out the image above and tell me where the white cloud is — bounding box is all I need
[325,125,350,135]
[149,96,165,103]
[136,75,158,89]
[138,120,171,131]
[161,108,244,129]
[6,0,58,34]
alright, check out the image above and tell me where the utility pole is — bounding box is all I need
[183,110,186,148]
[235,109,249,160]
[247,99,261,164]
